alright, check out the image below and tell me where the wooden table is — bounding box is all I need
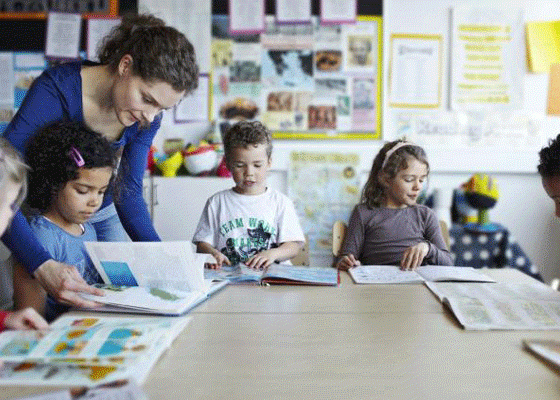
[2,269,560,399]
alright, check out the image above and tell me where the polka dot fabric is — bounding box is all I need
[449,223,543,282]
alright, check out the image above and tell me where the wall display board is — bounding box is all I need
[0,52,47,133]
[0,0,119,19]
[383,0,560,173]
[211,14,382,140]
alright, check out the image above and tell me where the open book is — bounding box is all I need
[83,241,227,315]
[348,265,495,284]
[0,315,190,387]
[426,280,560,330]
[205,264,339,286]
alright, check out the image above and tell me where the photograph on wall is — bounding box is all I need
[211,15,382,140]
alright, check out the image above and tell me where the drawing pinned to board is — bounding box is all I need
[211,14,382,140]
[451,6,524,112]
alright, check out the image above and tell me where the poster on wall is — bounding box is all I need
[288,151,360,259]
[211,15,382,140]
[388,34,442,108]
[451,6,524,112]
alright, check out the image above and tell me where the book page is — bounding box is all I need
[0,316,186,364]
[262,264,339,285]
[427,281,560,330]
[524,339,560,370]
[204,264,262,284]
[85,241,205,292]
[348,265,425,284]
[416,266,495,283]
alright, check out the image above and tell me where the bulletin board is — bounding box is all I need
[383,0,560,173]
[210,14,382,140]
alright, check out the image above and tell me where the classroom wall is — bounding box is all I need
[150,0,560,283]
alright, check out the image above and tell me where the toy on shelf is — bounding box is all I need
[156,151,183,177]
[462,173,500,233]
[183,140,219,176]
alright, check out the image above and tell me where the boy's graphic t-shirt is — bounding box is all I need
[193,188,305,264]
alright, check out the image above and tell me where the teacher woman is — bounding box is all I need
[2,14,199,307]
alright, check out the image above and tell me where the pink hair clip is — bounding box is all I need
[68,147,85,167]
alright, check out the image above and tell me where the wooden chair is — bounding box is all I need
[439,220,451,250]
[332,220,347,257]
[291,235,310,266]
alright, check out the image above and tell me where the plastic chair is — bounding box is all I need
[332,220,347,257]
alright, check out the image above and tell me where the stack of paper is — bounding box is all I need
[0,315,191,387]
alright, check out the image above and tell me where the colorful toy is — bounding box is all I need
[156,151,183,177]
[462,173,500,232]
[183,141,218,175]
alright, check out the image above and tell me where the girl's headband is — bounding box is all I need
[381,141,412,170]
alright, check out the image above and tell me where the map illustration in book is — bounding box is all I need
[0,315,191,387]
[205,264,339,286]
[348,265,495,284]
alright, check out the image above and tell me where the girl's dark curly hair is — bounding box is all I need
[538,134,560,178]
[25,121,117,213]
[223,121,273,164]
[98,13,199,94]
[361,139,429,209]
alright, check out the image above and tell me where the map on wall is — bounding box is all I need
[288,151,360,258]
[211,15,382,140]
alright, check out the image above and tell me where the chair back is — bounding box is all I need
[291,235,310,266]
[439,220,451,250]
[332,220,347,257]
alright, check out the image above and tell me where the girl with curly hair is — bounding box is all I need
[13,121,117,320]
[336,140,453,271]
[2,14,199,308]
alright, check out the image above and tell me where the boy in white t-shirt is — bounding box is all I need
[193,121,305,269]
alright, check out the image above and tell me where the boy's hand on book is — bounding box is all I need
[400,242,429,271]
[245,250,276,270]
[336,254,361,270]
[33,259,104,308]
[4,307,49,330]
[205,252,231,269]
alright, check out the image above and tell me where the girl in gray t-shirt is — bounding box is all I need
[336,140,453,271]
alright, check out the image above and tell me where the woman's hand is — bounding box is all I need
[33,259,104,307]
[4,308,48,330]
[400,242,429,270]
[336,254,361,270]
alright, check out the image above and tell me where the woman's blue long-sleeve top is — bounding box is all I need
[2,61,161,274]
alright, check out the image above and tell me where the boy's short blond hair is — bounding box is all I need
[0,138,27,211]
[222,121,273,163]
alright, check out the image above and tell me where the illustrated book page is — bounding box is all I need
[348,265,495,284]
[426,280,560,330]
